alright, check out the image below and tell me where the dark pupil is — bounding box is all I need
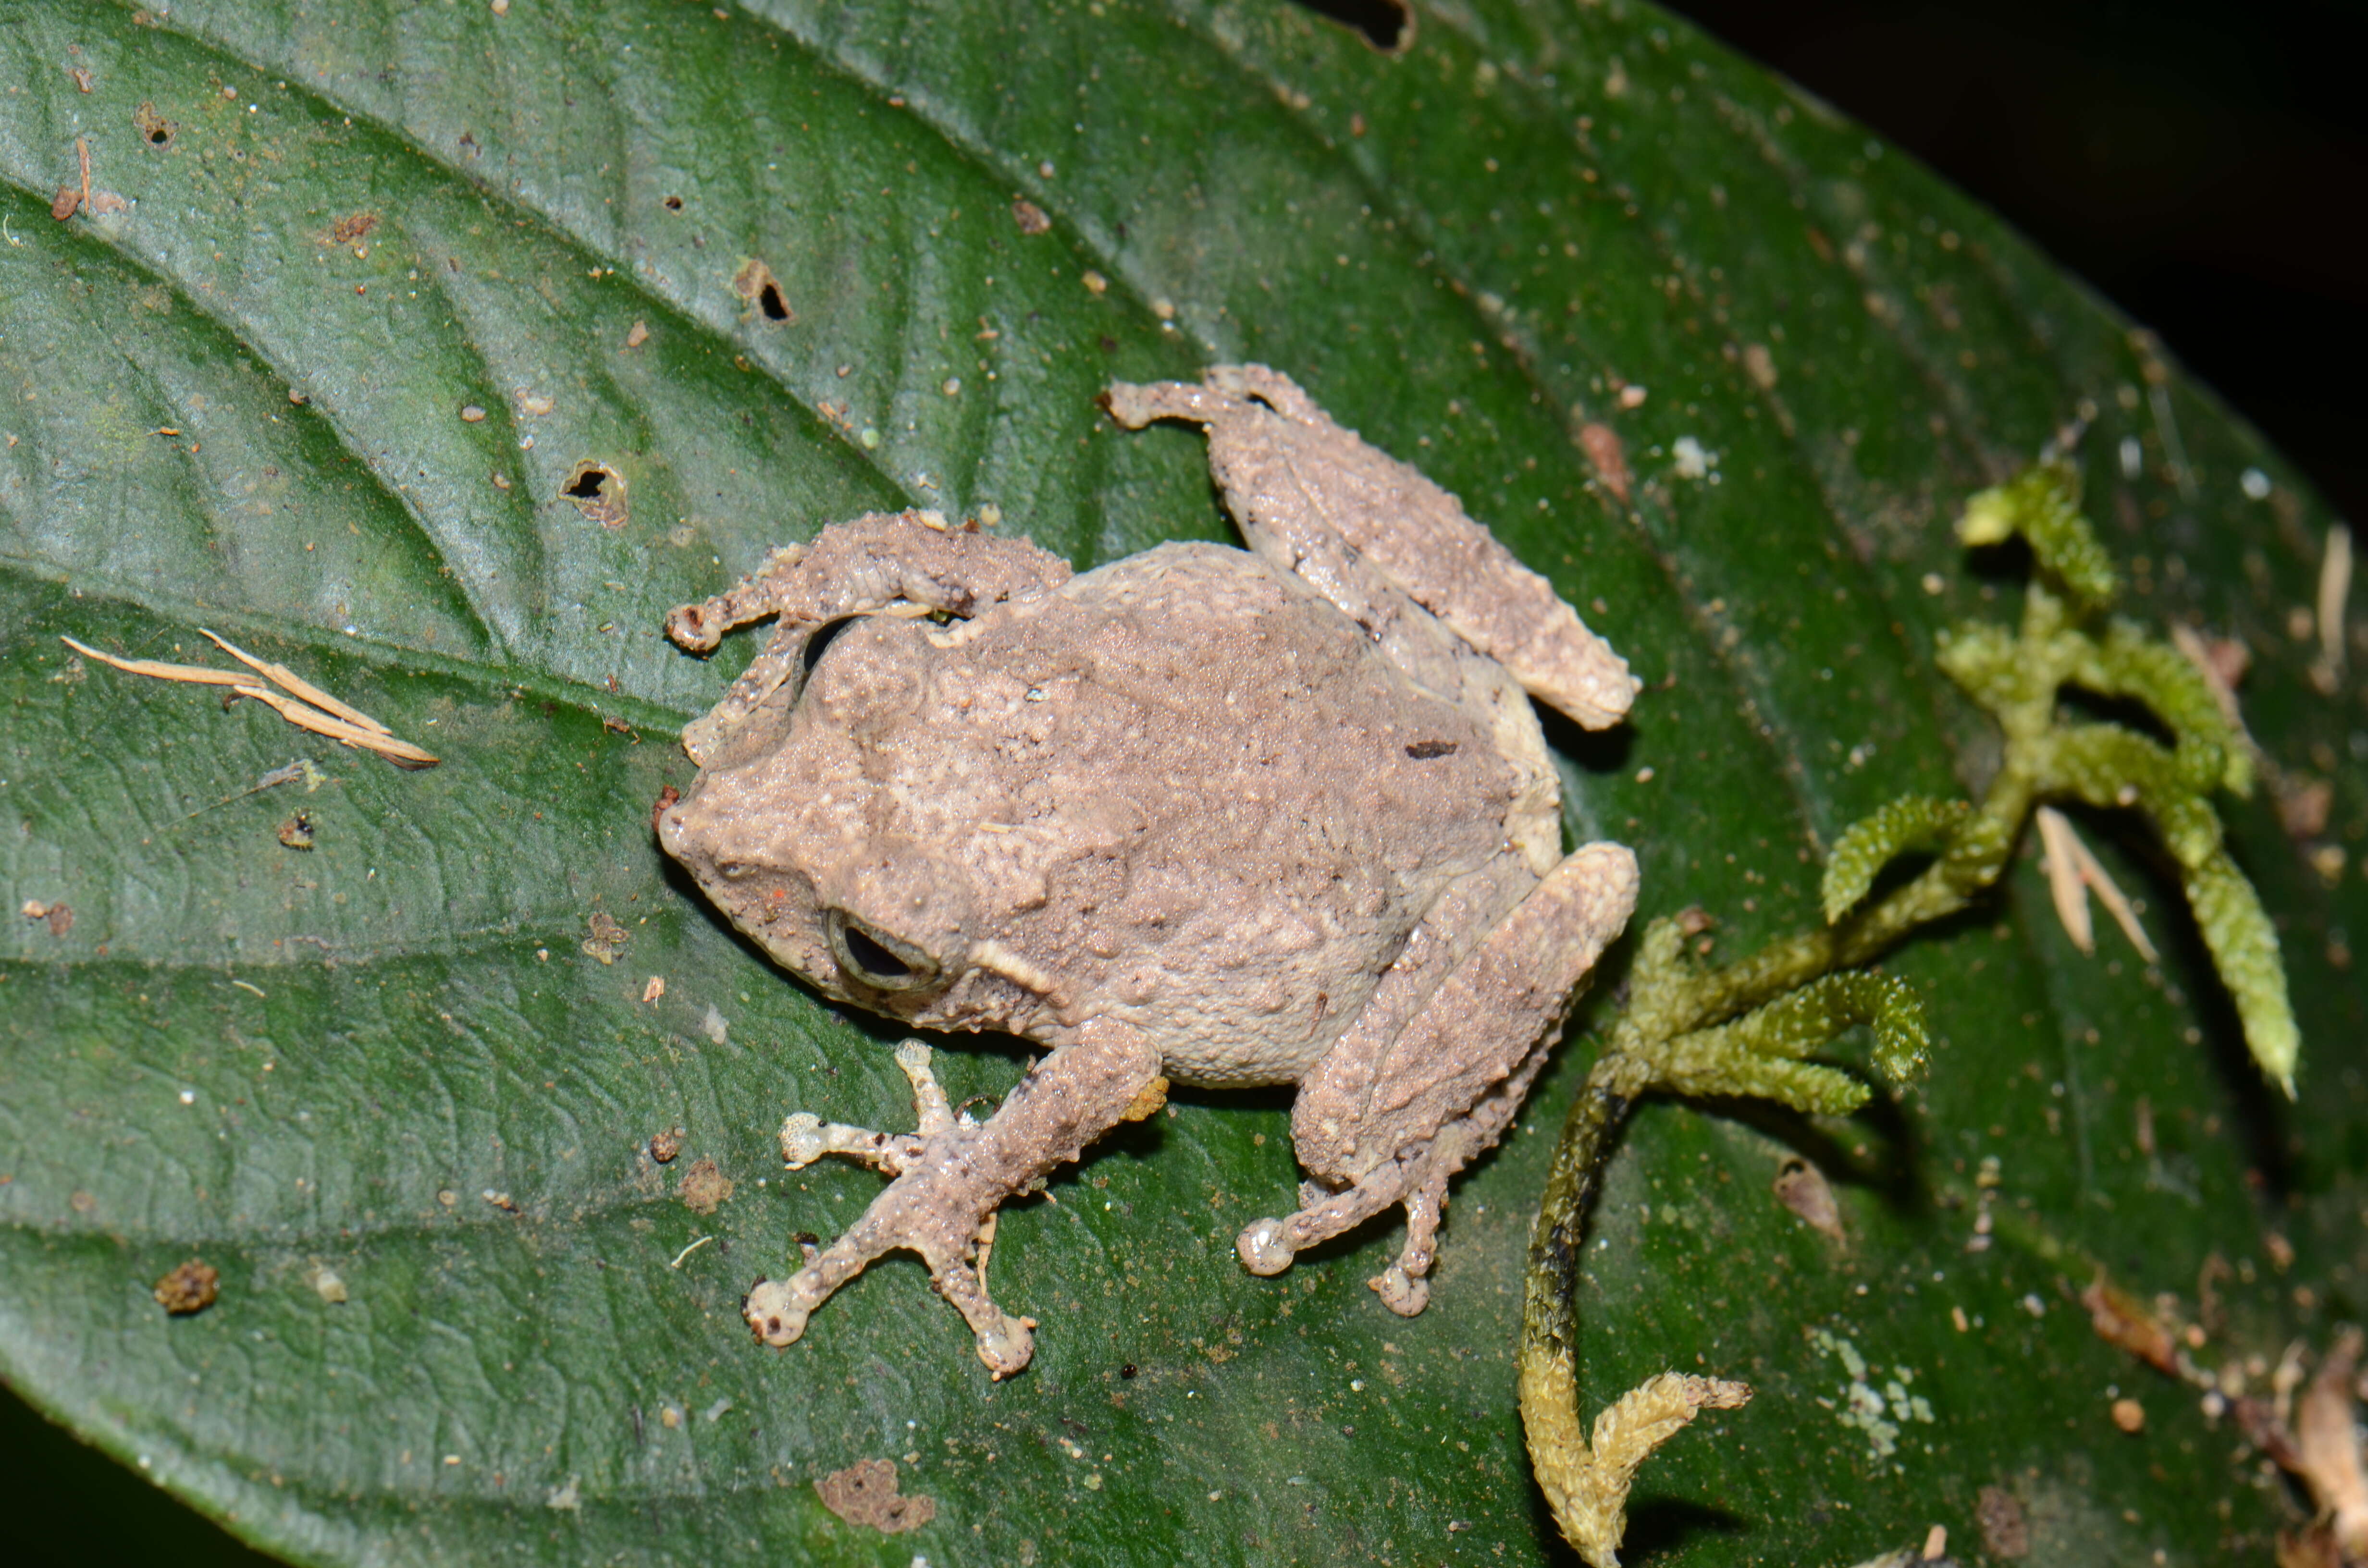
[841,925,911,980]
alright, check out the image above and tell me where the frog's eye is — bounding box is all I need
[824,908,941,992]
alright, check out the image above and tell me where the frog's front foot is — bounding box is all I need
[744,1023,1162,1376]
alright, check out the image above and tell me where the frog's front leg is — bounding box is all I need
[743,1019,1164,1377]
[664,510,1073,765]
[1238,843,1640,1313]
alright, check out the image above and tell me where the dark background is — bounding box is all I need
[8,3,2364,1563]
[1663,0,2368,526]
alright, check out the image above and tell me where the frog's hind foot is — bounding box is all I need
[1238,1030,1555,1317]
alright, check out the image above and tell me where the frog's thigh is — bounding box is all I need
[1240,843,1640,1297]
[743,1017,1161,1377]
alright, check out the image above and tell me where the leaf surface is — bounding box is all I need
[2,2,2361,1564]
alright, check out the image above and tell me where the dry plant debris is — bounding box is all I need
[2035,806,2159,961]
[152,1259,219,1315]
[60,631,439,768]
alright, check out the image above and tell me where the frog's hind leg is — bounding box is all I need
[743,1020,1164,1377]
[1238,843,1640,1312]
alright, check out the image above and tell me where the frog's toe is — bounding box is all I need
[1369,1264,1431,1317]
[1236,1217,1295,1276]
[743,1278,812,1348]
[779,1112,828,1167]
[970,1310,1038,1378]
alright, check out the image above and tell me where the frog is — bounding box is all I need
[657,364,1642,1376]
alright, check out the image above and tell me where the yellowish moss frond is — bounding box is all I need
[1822,796,1972,924]
[1958,459,2119,610]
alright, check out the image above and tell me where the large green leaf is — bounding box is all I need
[3,2,2360,1564]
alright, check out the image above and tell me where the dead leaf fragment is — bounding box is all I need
[677,1156,733,1215]
[815,1458,936,1534]
[641,975,666,1004]
[50,186,79,221]
[2079,1274,2180,1375]
[2297,1328,2368,1561]
[648,1128,682,1164]
[153,1259,220,1315]
[2034,806,2157,961]
[1772,1155,1844,1240]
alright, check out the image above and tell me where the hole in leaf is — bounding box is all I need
[1289,0,1410,52]
[731,258,795,325]
[561,461,629,529]
[134,102,176,148]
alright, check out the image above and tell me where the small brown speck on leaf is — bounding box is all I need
[815,1458,936,1534]
[2110,1396,2146,1433]
[677,1156,733,1214]
[648,1128,683,1164]
[154,1259,220,1315]
[652,784,680,838]
[277,813,315,850]
[625,320,650,349]
[69,67,94,93]
[1577,421,1630,503]
[640,975,666,1004]
[1011,197,1051,235]
[2276,774,2334,840]
[328,211,379,245]
[1772,1155,1844,1241]
[50,185,79,221]
[1974,1484,2028,1558]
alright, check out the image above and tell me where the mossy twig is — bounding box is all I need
[1520,459,2298,1563]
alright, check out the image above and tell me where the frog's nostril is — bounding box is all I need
[824,908,941,992]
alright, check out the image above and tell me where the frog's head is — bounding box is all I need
[659,615,992,1012]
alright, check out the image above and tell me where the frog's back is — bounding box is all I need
[936,541,1532,1084]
